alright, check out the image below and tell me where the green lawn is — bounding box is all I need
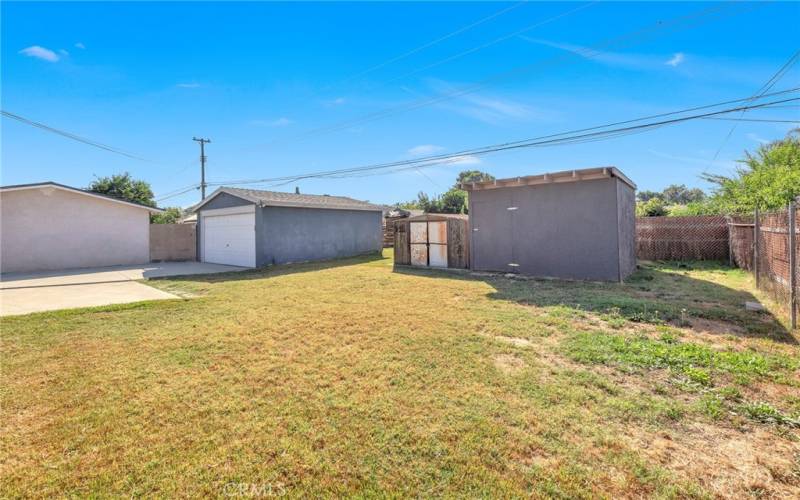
[2,251,798,498]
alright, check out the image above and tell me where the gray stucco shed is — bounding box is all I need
[463,167,636,282]
[193,187,383,268]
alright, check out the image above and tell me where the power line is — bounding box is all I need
[326,1,529,89]
[710,49,800,161]
[702,117,800,123]
[155,184,201,203]
[373,1,598,91]
[205,90,799,189]
[219,87,800,185]
[244,1,749,152]
[1,110,152,162]
[156,88,799,203]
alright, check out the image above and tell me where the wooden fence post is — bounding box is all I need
[754,207,760,288]
[789,200,797,330]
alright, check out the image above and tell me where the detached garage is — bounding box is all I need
[0,182,162,274]
[194,187,383,268]
[464,167,636,282]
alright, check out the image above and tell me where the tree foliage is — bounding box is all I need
[456,170,495,185]
[635,198,668,217]
[397,170,494,214]
[151,207,185,224]
[701,129,800,213]
[88,172,156,207]
[636,184,705,204]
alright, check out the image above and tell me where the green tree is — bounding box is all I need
[88,172,155,207]
[151,207,184,224]
[456,170,495,186]
[438,188,468,214]
[702,129,800,213]
[636,198,668,217]
[637,190,662,202]
[395,169,495,214]
[661,184,706,204]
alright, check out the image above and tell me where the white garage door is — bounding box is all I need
[202,207,256,268]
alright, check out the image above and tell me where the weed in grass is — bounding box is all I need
[562,331,797,389]
[683,367,712,387]
[696,394,726,420]
[738,402,800,427]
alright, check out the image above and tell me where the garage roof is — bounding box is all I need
[460,167,636,191]
[0,181,164,212]
[195,187,383,212]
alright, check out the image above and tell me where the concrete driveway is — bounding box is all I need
[0,262,247,316]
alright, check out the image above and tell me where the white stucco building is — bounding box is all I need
[0,182,162,274]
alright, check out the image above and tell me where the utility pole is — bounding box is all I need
[193,137,211,199]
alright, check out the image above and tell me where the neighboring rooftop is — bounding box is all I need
[460,166,636,191]
[0,181,164,212]
[194,186,384,212]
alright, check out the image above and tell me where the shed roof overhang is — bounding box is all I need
[460,167,636,191]
[0,182,164,213]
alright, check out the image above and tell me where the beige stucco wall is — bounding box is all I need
[0,187,151,273]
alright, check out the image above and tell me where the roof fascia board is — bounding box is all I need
[257,200,383,212]
[191,188,260,212]
[0,182,163,212]
[462,167,636,191]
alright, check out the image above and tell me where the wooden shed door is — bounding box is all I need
[409,221,448,268]
[428,221,448,268]
[410,222,428,266]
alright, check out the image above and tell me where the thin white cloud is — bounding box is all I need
[75,42,86,49]
[647,149,734,170]
[425,79,538,125]
[58,49,69,56]
[176,82,201,88]
[450,155,481,166]
[19,45,59,62]
[324,97,347,107]
[522,37,651,70]
[666,52,685,67]
[408,144,445,156]
[250,117,293,127]
[746,133,770,145]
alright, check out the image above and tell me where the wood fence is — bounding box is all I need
[150,224,196,262]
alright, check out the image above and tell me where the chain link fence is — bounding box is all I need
[636,215,729,261]
[637,206,798,329]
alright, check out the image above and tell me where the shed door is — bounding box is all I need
[410,222,428,266]
[471,198,513,272]
[428,221,448,268]
[202,208,256,268]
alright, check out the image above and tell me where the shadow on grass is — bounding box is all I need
[393,262,795,344]
[150,251,388,284]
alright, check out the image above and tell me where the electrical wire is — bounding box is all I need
[370,1,598,92]
[244,1,750,152]
[702,117,800,123]
[217,87,800,185]
[204,91,799,190]
[1,110,152,162]
[710,49,800,161]
[325,1,529,90]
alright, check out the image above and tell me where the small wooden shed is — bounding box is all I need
[393,213,469,269]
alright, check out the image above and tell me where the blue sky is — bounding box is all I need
[2,1,799,207]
